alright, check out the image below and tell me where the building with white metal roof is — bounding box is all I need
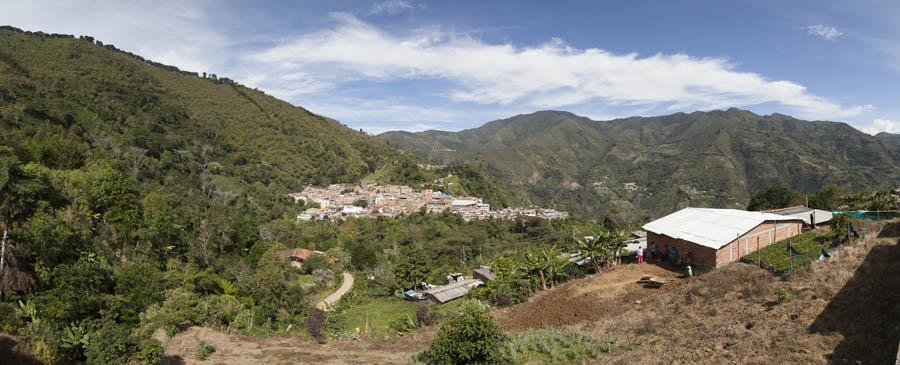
[643,207,804,269]
[765,206,833,226]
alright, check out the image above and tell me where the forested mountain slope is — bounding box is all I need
[0,26,516,363]
[0,26,408,190]
[380,109,900,220]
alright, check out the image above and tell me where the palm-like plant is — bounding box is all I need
[576,230,628,271]
[522,247,566,290]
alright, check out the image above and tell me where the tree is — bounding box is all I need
[747,187,799,211]
[808,184,841,211]
[521,247,566,290]
[420,300,510,365]
[576,230,627,271]
[393,245,431,290]
[0,153,48,298]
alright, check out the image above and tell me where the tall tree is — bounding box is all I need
[0,152,47,298]
[747,187,799,211]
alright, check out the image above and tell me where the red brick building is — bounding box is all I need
[643,208,803,270]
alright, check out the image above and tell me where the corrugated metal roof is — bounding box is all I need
[778,208,833,225]
[642,208,803,250]
[424,278,482,303]
[473,268,497,281]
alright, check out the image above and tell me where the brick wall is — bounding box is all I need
[646,231,718,269]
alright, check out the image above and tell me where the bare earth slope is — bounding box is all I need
[582,220,900,364]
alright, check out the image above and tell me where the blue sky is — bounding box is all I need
[3,0,900,135]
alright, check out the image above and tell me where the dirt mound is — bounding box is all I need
[578,220,900,364]
[496,263,686,330]
[164,326,436,365]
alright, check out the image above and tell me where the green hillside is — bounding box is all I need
[380,109,900,220]
[0,27,411,190]
[0,27,537,363]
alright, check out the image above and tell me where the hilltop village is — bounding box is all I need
[289,184,569,222]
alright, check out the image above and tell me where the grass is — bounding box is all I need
[195,340,216,360]
[342,297,421,338]
[506,328,606,364]
[296,274,315,288]
[741,230,837,274]
[341,297,467,339]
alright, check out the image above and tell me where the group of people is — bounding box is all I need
[635,244,695,277]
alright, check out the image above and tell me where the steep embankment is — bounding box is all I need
[381,109,900,219]
[489,220,899,363]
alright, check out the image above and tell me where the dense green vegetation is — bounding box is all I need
[747,185,898,212]
[420,300,511,365]
[0,27,621,363]
[741,231,837,274]
[381,109,900,221]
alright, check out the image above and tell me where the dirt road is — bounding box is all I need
[317,272,354,311]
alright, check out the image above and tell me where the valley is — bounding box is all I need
[381,110,900,221]
[1,18,899,365]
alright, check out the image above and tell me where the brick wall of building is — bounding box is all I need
[646,231,718,269]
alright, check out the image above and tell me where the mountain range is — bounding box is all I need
[4,25,896,223]
[379,109,900,220]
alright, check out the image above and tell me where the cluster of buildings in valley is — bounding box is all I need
[288,184,569,222]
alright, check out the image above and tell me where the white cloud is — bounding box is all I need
[805,24,843,40]
[0,0,227,73]
[862,118,900,135]
[0,3,874,130]
[249,13,867,120]
[371,0,424,15]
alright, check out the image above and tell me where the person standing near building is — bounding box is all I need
[637,247,645,264]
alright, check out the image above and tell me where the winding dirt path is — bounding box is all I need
[317,272,354,310]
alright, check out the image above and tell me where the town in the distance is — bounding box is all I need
[289,183,569,222]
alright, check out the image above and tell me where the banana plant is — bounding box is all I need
[18,299,38,323]
[60,323,90,350]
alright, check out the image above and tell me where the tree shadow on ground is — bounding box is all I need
[161,354,185,365]
[809,238,900,364]
[878,221,900,238]
[0,335,41,365]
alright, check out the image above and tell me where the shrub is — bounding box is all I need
[419,300,510,365]
[137,288,204,337]
[506,328,601,364]
[388,315,420,336]
[135,338,165,365]
[775,288,792,303]
[306,308,327,343]
[195,340,215,360]
[415,305,436,326]
[84,322,138,365]
[0,301,24,334]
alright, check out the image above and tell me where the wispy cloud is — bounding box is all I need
[862,118,900,135]
[250,13,867,120]
[805,24,843,40]
[371,0,424,15]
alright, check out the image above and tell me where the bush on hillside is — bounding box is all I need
[306,308,327,343]
[419,300,510,365]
